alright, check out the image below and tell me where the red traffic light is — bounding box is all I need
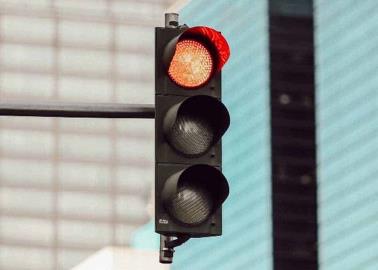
[164,26,230,89]
[168,39,214,88]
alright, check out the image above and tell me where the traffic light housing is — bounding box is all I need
[155,16,230,261]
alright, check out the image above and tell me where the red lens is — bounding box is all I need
[168,39,214,89]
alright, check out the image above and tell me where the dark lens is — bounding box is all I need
[164,95,230,157]
[169,114,214,156]
[169,181,213,225]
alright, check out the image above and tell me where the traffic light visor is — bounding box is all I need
[183,26,230,71]
[163,95,230,157]
[162,164,229,226]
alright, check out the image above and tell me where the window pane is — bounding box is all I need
[116,53,153,80]
[58,76,112,102]
[1,16,54,43]
[0,246,53,270]
[0,188,53,215]
[116,25,154,51]
[0,117,53,130]
[59,134,112,162]
[116,195,148,222]
[0,217,54,245]
[59,162,111,190]
[0,0,50,8]
[0,44,54,71]
[59,192,112,219]
[0,72,54,99]
[111,1,164,18]
[59,48,111,75]
[0,159,54,187]
[116,81,154,104]
[58,220,112,247]
[60,20,111,48]
[115,224,139,246]
[116,166,151,194]
[58,249,96,270]
[116,119,154,137]
[59,118,112,133]
[116,138,154,165]
[0,129,54,158]
[55,0,107,12]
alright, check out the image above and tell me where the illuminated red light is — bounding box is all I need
[168,39,214,89]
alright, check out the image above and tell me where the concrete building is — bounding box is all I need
[0,0,173,269]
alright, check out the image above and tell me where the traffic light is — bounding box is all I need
[155,14,231,263]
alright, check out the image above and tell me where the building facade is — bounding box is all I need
[0,1,173,269]
[173,1,273,269]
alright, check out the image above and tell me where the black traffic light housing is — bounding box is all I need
[155,14,230,263]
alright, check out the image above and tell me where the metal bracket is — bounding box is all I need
[159,234,190,264]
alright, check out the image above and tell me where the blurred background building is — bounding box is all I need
[0,0,174,269]
[172,1,272,269]
[315,0,378,269]
[0,0,377,270]
[170,1,378,270]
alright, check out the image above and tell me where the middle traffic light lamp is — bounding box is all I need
[163,95,230,157]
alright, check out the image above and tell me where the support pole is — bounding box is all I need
[0,102,155,119]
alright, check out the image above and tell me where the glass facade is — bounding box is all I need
[172,1,272,270]
[315,0,378,269]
